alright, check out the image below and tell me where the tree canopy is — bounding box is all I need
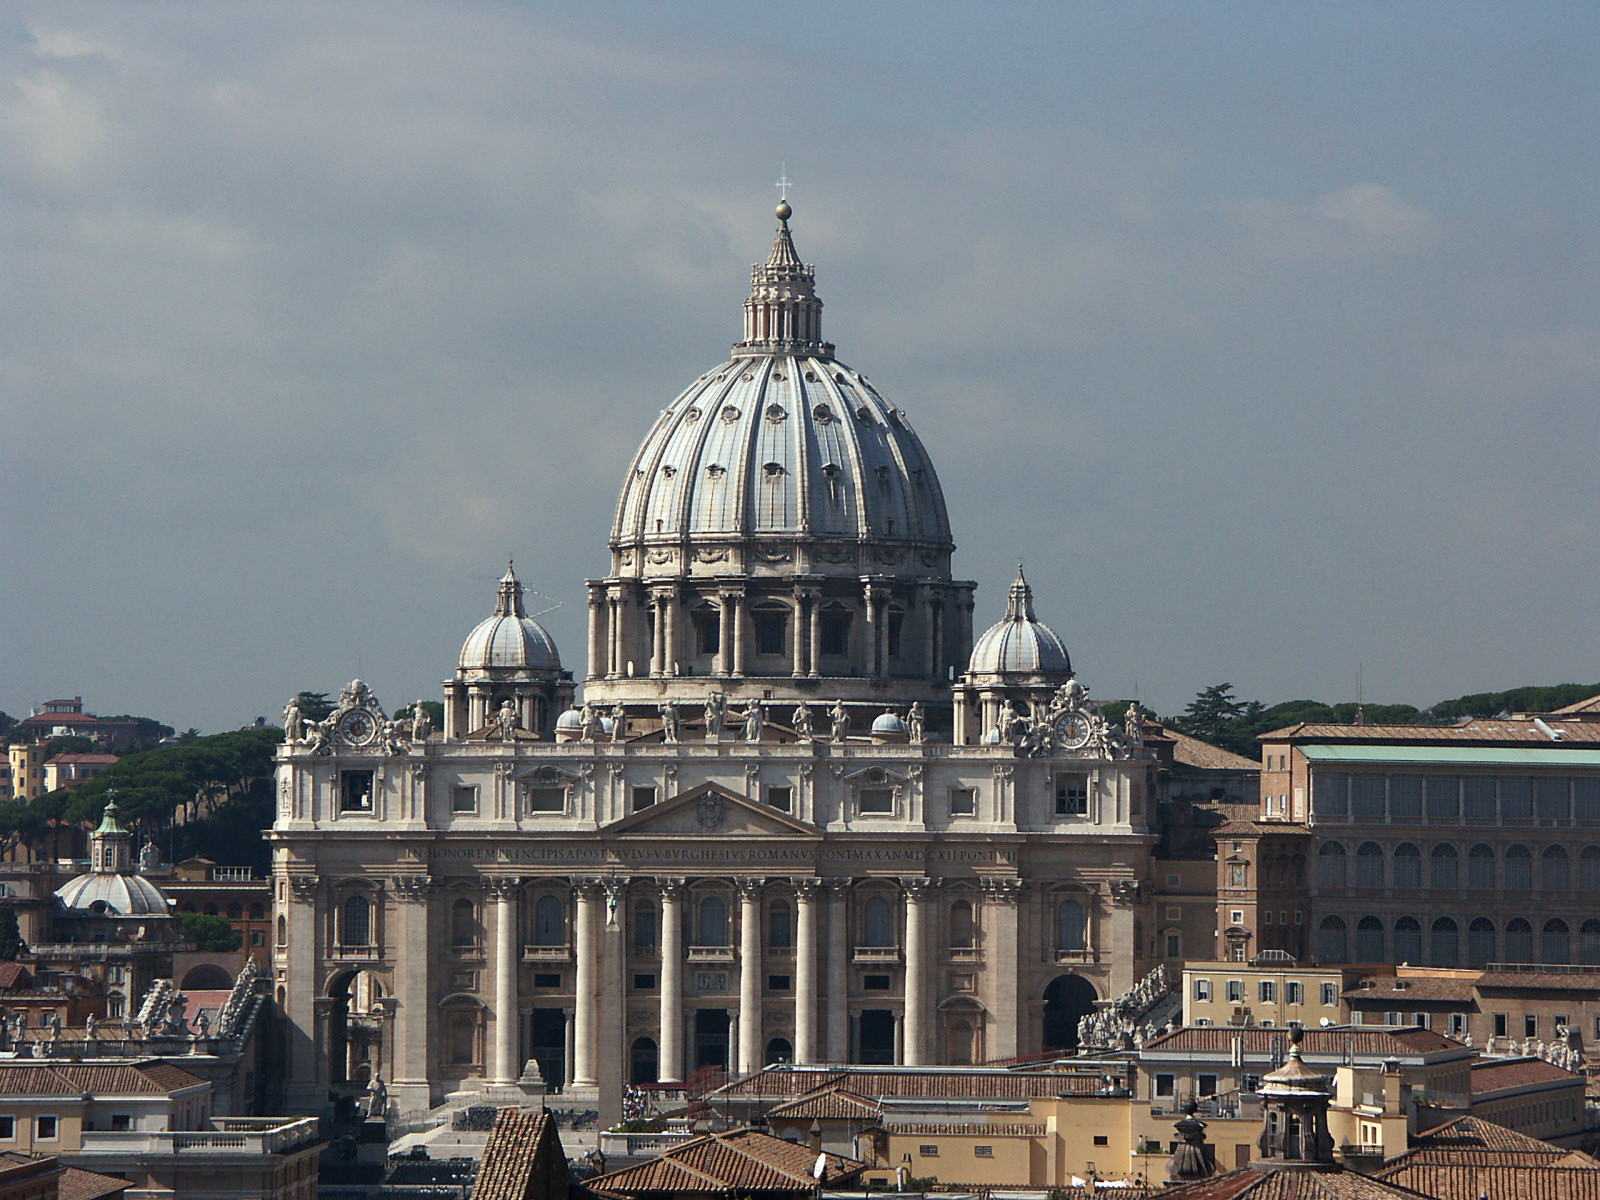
[180,912,242,952]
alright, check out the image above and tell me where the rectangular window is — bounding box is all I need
[340,770,375,812]
[0,1116,12,1139]
[1264,910,1273,925]
[632,785,658,811]
[109,1114,132,1132]
[768,974,791,991]
[950,788,977,817]
[1195,1017,1212,1026]
[632,974,656,990]
[1055,773,1089,816]
[974,1146,993,1158]
[1425,776,1460,821]
[1156,1073,1175,1097]
[35,1116,57,1141]
[919,1146,939,1158]
[754,612,788,656]
[634,907,657,951]
[887,612,904,658]
[1198,1074,1218,1097]
[1243,1074,1262,1094]
[1313,772,1348,818]
[1167,873,1182,888]
[820,613,850,656]
[1094,1135,1109,1147]
[1287,981,1303,1005]
[1450,1014,1467,1037]
[1321,983,1338,1007]
[1194,979,1212,1001]
[863,974,891,990]
[1227,980,1244,1002]
[1494,1013,1508,1037]
[1389,775,1422,819]
[1166,932,1181,957]
[1231,911,1244,925]
[766,786,792,812]
[859,788,894,814]
[451,786,477,814]
[1502,777,1534,822]
[1259,980,1276,1003]
[526,786,565,813]
[1350,774,1385,819]
[1526,1014,1538,1038]
[533,972,561,989]
[695,613,720,656]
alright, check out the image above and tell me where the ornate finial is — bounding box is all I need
[494,561,526,618]
[1004,564,1036,622]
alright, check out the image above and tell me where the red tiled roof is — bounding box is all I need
[1377,1165,1600,1200]
[0,963,31,990]
[589,1129,862,1195]
[1213,821,1311,836]
[1476,970,1600,992]
[0,1062,206,1097]
[1469,1056,1583,1097]
[1163,1166,1427,1200]
[717,1066,1105,1102]
[1144,1027,1461,1058]
[58,1166,134,1200]
[1385,1114,1596,1167]
[1344,976,1479,1003]
[1260,719,1600,745]
[766,1088,881,1122]
[474,1109,565,1200]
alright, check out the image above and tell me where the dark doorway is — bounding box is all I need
[859,1009,895,1065]
[1042,974,1098,1051]
[531,1008,567,1092]
[694,1008,729,1070]
[631,1037,659,1084]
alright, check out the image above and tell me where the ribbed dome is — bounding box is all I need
[459,565,561,671]
[610,203,953,576]
[56,871,171,917]
[968,567,1072,677]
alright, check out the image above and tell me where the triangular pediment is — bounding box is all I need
[605,781,821,839]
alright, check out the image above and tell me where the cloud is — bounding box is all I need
[1228,182,1440,262]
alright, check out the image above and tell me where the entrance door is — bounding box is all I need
[694,1008,729,1070]
[859,1009,895,1065]
[531,1008,566,1092]
[1042,974,1098,1051]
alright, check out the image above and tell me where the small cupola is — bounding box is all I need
[1255,1025,1336,1169]
[1166,1096,1217,1181]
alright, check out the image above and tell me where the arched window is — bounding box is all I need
[950,900,975,949]
[276,915,287,948]
[1317,916,1346,962]
[1317,842,1346,889]
[1466,918,1496,967]
[765,1037,793,1065]
[1392,844,1421,889]
[204,902,219,916]
[1468,844,1496,890]
[1504,844,1533,890]
[533,896,565,946]
[1580,920,1600,966]
[1430,918,1458,965]
[1393,916,1422,963]
[1505,918,1534,963]
[862,896,895,948]
[1581,847,1600,891]
[451,898,476,947]
[1355,915,1384,961]
[1057,899,1086,952]
[768,901,792,950]
[1429,844,1458,890]
[630,1037,658,1084]
[249,902,265,920]
[1355,843,1384,889]
[343,895,371,947]
[1541,846,1570,892]
[227,903,243,919]
[1543,918,1570,965]
[699,895,728,947]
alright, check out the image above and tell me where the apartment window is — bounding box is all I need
[1195,1018,1212,1026]
[753,611,788,656]
[1198,1074,1218,1097]
[1055,773,1089,816]
[340,770,375,812]
[859,788,894,815]
[632,786,657,811]
[1494,1013,1508,1038]
[450,786,477,814]
[1450,1014,1467,1038]
[1231,911,1244,926]
[950,788,977,817]
[109,1114,132,1132]
[1321,983,1338,1007]
[919,1146,939,1158]
[974,1146,993,1158]
[1287,982,1303,1005]
[1227,980,1244,1002]
[35,1116,57,1141]
[1155,1074,1175,1097]
[766,786,792,812]
[526,786,565,813]
[1264,910,1274,926]
[0,1117,12,1139]
[1259,981,1276,1004]
[1166,932,1181,957]
[1194,979,1212,1001]
[1094,1135,1110,1147]
[1526,1015,1538,1038]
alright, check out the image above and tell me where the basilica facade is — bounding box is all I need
[269,203,1158,1119]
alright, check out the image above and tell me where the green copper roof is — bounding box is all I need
[1301,745,1600,767]
[94,800,129,837]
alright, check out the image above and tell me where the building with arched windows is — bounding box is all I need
[269,203,1159,1121]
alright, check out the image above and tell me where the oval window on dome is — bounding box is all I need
[763,462,784,476]
[805,371,819,382]
[772,371,784,381]
[721,406,741,423]
[813,405,833,424]
[765,404,786,423]
[661,465,676,478]
[855,407,871,422]
[684,407,701,422]
[821,463,840,478]
[742,372,754,381]
[706,464,726,477]
[834,372,846,383]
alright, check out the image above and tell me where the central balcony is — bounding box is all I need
[687,945,736,964]
[852,947,900,965]
[522,943,573,964]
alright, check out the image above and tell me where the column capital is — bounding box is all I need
[824,877,853,896]
[392,875,433,904]
[656,876,687,900]
[484,875,523,902]
[289,875,319,904]
[735,876,766,901]
[572,877,607,899]
[792,878,824,901]
[900,875,935,898]
[979,876,1025,905]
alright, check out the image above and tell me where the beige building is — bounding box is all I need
[271,203,1160,1123]
[1182,957,1351,1029]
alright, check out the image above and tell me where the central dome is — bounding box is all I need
[609,204,954,582]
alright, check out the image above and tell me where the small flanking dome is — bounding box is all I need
[967,567,1071,677]
[55,800,171,918]
[459,564,561,672]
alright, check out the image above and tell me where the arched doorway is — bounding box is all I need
[1042,974,1097,1051]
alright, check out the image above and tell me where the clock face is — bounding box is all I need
[336,709,379,748]
[1054,713,1093,751]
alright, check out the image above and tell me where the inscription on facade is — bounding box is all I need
[411,844,1018,866]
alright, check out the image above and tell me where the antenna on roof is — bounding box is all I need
[1355,662,1365,725]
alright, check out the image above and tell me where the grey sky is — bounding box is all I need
[2,3,1596,732]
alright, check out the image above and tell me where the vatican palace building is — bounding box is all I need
[269,202,1158,1119]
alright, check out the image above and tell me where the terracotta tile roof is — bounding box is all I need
[1160,729,1263,773]
[1144,1027,1461,1058]
[1163,1166,1428,1200]
[589,1129,861,1195]
[1213,820,1312,837]
[883,1122,1046,1137]
[474,1109,566,1200]
[1261,720,1600,745]
[717,1067,1104,1102]
[1476,970,1600,991]
[1470,1056,1583,1096]
[1377,1165,1600,1200]
[0,963,31,989]
[1344,976,1479,1003]
[1551,694,1600,716]
[58,1166,134,1200]
[1384,1115,1596,1167]
[765,1088,881,1122]
[0,1061,206,1097]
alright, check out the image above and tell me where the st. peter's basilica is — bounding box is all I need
[270,202,1157,1119]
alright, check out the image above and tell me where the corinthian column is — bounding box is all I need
[902,877,930,1066]
[392,876,433,1096]
[826,880,849,1062]
[488,876,522,1084]
[659,879,685,1084]
[737,878,764,1075]
[573,881,601,1086]
[794,880,819,1064]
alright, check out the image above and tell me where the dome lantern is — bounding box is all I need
[737,201,832,359]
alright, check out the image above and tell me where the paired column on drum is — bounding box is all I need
[736,878,763,1075]
[793,880,820,1064]
[573,880,602,1087]
[658,879,685,1084]
[901,877,931,1066]
[487,876,522,1085]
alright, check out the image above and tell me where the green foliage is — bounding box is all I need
[0,908,24,960]
[1169,685,1423,757]
[1426,683,1600,723]
[42,736,97,759]
[170,778,274,872]
[294,692,335,723]
[1173,683,1248,748]
[180,912,242,952]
